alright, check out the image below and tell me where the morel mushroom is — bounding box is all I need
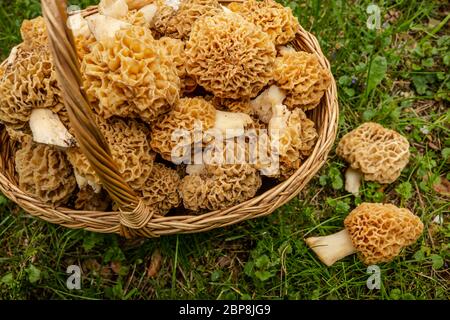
[305,203,424,266]
[67,117,155,192]
[140,163,182,215]
[153,0,222,40]
[336,122,410,195]
[228,0,300,46]
[151,97,253,162]
[15,138,77,206]
[180,140,262,211]
[0,45,62,127]
[158,37,197,93]
[81,25,180,123]
[273,50,331,111]
[186,11,276,99]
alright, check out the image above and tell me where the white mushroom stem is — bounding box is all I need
[139,4,158,23]
[345,167,363,196]
[250,85,286,123]
[305,229,357,267]
[99,0,129,19]
[213,110,253,139]
[29,109,76,148]
[278,45,296,54]
[67,14,92,38]
[86,14,131,43]
[74,172,102,194]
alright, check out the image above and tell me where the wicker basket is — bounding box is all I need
[0,0,338,238]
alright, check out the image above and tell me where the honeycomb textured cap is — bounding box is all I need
[140,163,181,215]
[0,46,62,127]
[344,203,424,265]
[67,117,155,191]
[74,34,96,61]
[153,0,222,40]
[228,0,300,46]
[20,17,48,50]
[273,50,331,110]
[158,37,197,93]
[150,97,216,161]
[75,187,111,211]
[81,25,180,123]
[15,140,77,206]
[336,122,410,184]
[180,163,262,212]
[186,12,276,99]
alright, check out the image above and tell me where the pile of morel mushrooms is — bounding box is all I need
[0,0,332,214]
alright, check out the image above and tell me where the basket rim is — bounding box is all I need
[0,2,339,238]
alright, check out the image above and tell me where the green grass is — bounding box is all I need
[0,0,449,300]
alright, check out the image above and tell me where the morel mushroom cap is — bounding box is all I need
[67,117,155,192]
[75,186,111,211]
[180,139,262,212]
[336,122,410,187]
[20,16,47,50]
[15,138,77,206]
[0,46,62,127]
[82,25,180,123]
[186,11,276,99]
[158,36,197,93]
[140,163,181,215]
[306,203,424,266]
[228,0,300,46]
[153,0,222,40]
[150,97,217,161]
[273,50,331,111]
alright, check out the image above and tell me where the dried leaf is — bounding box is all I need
[433,177,450,196]
[111,260,122,275]
[147,249,162,278]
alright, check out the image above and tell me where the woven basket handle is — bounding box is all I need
[41,0,153,229]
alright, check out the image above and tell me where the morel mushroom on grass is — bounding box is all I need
[305,203,424,266]
[336,122,410,195]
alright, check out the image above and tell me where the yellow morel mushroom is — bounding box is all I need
[273,50,331,111]
[0,46,62,127]
[151,97,253,162]
[186,11,276,99]
[20,16,47,50]
[67,117,155,192]
[150,97,216,161]
[228,0,300,46]
[81,25,180,123]
[305,203,424,266]
[158,37,197,93]
[153,0,222,40]
[75,187,111,211]
[15,138,77,206]
[336,122,410,195]
[140,163,181,215]
[180,140,262,211]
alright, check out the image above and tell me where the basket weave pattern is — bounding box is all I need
[0,0,338,238]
